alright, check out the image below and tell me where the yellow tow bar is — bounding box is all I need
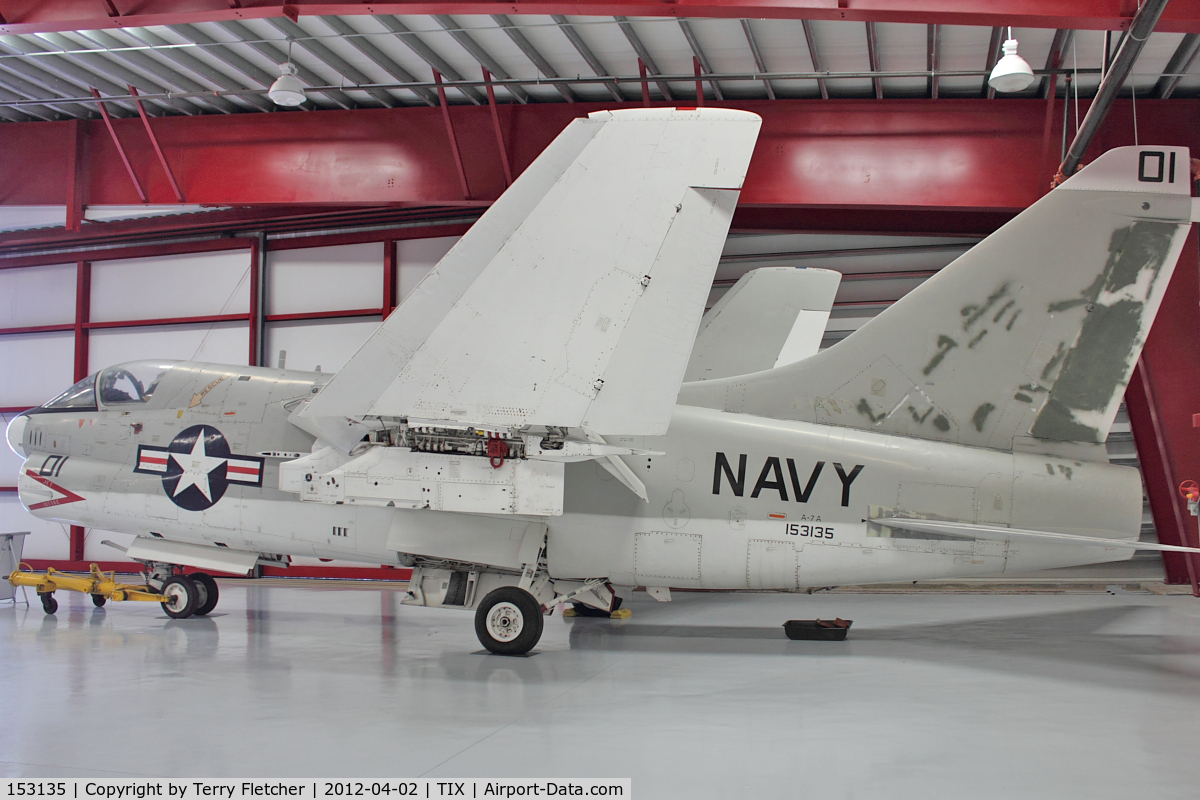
[8,563,168,611]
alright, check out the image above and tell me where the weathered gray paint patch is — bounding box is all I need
[856,398,883,423]
[961,283,1010,330]
[992,299,1016,323]
[922,335,958,376]
[1103,222,1173,293]
[972,403,995,432]
[1031,300,1143,440]
[1047,299,1143,412]
[1040,342,1067,381]
[933,415,951,432]
[1030,222,1175,442]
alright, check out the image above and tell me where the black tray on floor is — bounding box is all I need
[783,619,852,641]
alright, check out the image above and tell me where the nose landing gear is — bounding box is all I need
[148,564,220,619]
[160,575,199,619]
[6,562,222,618]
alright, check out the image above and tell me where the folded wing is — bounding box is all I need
[302,108,763,436]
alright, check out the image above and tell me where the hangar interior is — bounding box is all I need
[1,1,1199,793]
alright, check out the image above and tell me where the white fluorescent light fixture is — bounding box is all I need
[988,32,1035,93]
[269,62,306,107]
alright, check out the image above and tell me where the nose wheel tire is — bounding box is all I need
[40,592,57,615]
[160,575,199,619]
[91,594,106,608]
[189,572,219,616]
[475,587,543,656]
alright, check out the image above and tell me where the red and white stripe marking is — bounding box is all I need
[136,449,170,474]
[225,456,262,484]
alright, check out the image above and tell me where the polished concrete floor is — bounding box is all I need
[2,581,1199,798]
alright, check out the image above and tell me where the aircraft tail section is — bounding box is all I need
[678,146,1196,452]
[302,108,761,436]
[683,267,841,382]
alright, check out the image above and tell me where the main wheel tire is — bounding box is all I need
[189,572,219,616]
[40,592,58,615]
[475,587,544,656]
[160,575,198,619]
[91,594,106,608]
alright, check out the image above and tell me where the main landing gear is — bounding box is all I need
[474,587,544,656]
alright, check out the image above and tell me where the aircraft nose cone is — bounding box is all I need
[6,413,28,458]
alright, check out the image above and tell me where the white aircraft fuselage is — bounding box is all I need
[9,360,1137,593]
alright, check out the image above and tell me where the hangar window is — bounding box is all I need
[97,362,176,406]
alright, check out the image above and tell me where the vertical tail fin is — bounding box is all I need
[679,146,1195,452]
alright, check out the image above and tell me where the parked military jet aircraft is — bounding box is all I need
[8,108,1200,655]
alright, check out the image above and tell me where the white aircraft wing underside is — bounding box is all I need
[873,517,1200,553]
[302,108,762,435]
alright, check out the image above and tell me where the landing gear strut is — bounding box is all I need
[474,586,543,655]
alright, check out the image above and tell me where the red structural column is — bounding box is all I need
[69,259,90,563]
[65,119,86,231]
[383,239,396,319]
[248,235,264,367]
[1125,226,1200,593]
[72,260,90,381]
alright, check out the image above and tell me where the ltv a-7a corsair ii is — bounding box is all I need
[9,108,1200,654]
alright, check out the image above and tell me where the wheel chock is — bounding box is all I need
[563,604,632,619]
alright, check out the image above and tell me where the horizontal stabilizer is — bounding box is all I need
[303,108,762,436]
[872,517,1200,554]
[684,267,841,382]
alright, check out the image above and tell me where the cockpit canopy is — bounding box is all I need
[33,361,180,413]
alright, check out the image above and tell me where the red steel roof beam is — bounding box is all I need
[5,3,1200,34]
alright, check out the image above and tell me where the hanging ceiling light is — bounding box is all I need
[988,28,1035,93]
[269,61,306,106]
